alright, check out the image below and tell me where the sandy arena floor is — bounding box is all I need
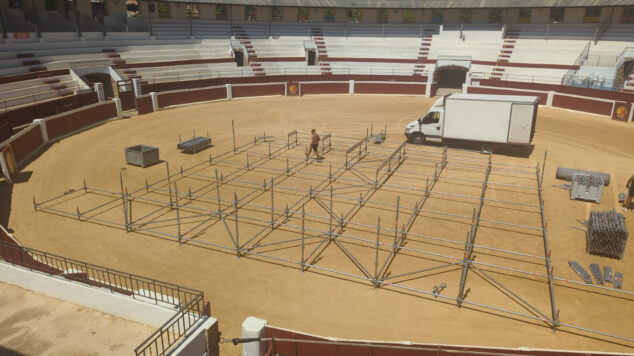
[2,95,634,355]
[0,282,154,356]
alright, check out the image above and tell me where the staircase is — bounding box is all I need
[490,29,520,80]
[624,67,634,92]
[233,25,265,77]
[414,33,433,76]
[311,27,332,75]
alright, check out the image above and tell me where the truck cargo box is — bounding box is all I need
[442,94,538,145]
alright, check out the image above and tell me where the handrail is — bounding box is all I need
[594,7,614,44]
[0,239,201,307]
[0,236,207,356]
[561,40,591,86]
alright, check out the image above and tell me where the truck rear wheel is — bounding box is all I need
[411,134,426,145]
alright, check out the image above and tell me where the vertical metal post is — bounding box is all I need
[394,196,400,247]
[268,143,271,159]
[246,152,250,171]
[127,188,132,224]
[329,185,333,234]
[270,178,275,228]
[174,182,181,244]
[329,164,332,183]
[232,120,236,154]
[166,162,173,208]
[301,204,305,271]
[119,172,129,231]
[374,216,380,284]
[188,3,193,37]
[541,150,547,185]
[234,192,239,256]
[215,168,221,213]
[286,158,289,176]
[147,0,153,36]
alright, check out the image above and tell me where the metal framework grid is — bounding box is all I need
[34,128,634,346]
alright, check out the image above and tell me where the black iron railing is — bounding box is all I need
[0,237,207,356]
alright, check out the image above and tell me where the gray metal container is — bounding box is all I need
[570,173,604,203]
[177,136,211,154]
[556,167,610,186]
[125,145,160,168]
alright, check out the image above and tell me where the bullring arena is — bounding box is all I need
[1,1,634,356]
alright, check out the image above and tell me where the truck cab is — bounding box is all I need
[405,96,445,145]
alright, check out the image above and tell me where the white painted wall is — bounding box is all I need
[0,262,176,328]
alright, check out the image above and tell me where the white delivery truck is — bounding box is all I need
[404,93,539,150]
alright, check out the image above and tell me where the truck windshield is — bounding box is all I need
[421,112,440,124]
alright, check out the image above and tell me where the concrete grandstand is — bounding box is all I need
[1,1,634,355]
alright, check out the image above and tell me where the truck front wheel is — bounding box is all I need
[411,133,426,145]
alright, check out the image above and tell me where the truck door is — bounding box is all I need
[420,110,442,139]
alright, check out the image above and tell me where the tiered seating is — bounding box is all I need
[507,24,596,40]
[601,24,634,42]
[38,10,76,32]
[192,20,232,38]
[0,71,85,110]
[128,62,241,83]
[112,41,236,82]
[117,42,232,64]
[151,19,191,39]
[1,9,37,32]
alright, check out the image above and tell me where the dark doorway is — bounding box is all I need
[91,0,106,24]
[234,50,245,67]
[83,72,114,99]
[436,66,468,89]
[307,50,316,65]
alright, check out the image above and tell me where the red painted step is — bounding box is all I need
[30,66,47,72]
[122,70,137,74]
[43,78,60,84]
[107,54,120,58]
[102,48,116,53]
[17,53,34,58]
[51,84,67,90]
[23,60,40,66]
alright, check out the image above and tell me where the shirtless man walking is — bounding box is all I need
[307,129,324,160]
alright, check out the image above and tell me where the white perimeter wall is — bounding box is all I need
[0,262,175,328]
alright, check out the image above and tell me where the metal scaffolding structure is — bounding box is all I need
[34,124,634,346]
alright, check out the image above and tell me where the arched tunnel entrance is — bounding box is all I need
[435,66,468,90]
[83,72,114,99]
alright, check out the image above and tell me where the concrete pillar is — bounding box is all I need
[33,118,48,144]
[241,317,267,356]
[629,103,633,123]
[425,73,434,97]
[546,91,554,106]
[349,79,354,94]
[94,82,105,102]
[226,84,232,100]
[150,92,158,112]
[112,98,123,118]
[132,78,142,97]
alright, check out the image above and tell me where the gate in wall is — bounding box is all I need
[116,80,136,111]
